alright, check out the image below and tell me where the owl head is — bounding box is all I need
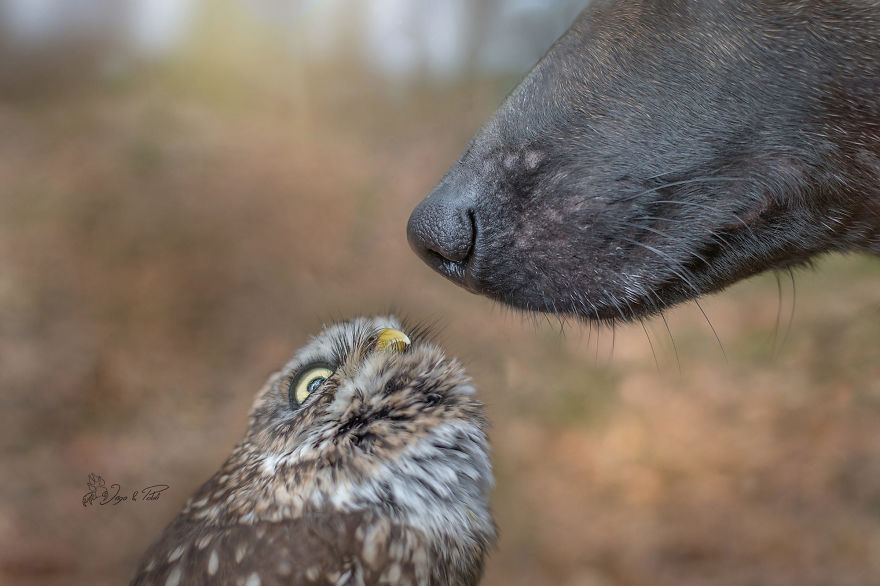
[162,316,495,584]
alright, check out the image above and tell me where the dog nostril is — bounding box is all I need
[409,212,473,262]
[407,189,475,265]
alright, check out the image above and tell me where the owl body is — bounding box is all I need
[132,317,495,586]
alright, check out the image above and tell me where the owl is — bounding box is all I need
[131,316,496,586]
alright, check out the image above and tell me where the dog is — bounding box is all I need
[407,0,879,322]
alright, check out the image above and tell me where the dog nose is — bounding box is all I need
[407,178,475,266]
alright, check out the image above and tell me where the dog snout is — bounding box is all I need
[407,179,475,272]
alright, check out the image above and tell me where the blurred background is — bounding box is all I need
[1,1,879,585]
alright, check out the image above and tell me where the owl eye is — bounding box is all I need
[288,364,333,408]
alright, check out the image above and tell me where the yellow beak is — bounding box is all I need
[375,328,411,353]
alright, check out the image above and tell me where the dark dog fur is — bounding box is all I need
[407,0,880,322]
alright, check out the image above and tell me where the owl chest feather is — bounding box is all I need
[130,508,489,586]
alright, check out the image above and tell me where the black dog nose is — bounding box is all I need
[407,177,475,266]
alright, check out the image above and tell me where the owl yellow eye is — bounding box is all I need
[289,364,333,407]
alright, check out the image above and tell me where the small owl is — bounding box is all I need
[131,316,496,586]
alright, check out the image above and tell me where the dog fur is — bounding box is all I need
[407,0,880,322]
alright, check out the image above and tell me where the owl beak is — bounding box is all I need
[375,328,411,353]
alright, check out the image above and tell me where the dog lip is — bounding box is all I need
[414,246,484,295]
[438,257,483,294]
[438,258,467,281]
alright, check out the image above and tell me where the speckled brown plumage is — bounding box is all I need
[131,316,496,586]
